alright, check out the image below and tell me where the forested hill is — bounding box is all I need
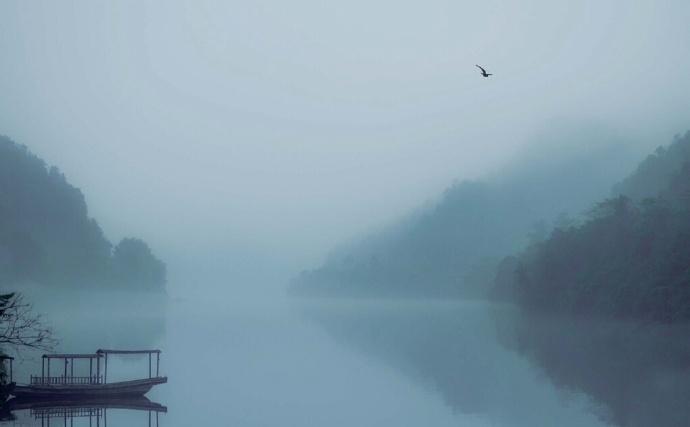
[0,135,166,291]
[290,127,638,297]
[612,132,690,201]
[496,131,690,321]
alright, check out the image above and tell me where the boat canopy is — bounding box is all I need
[96,349,163,381]
[37,353,103,386]
[35,350,163,385]
[43,353,102,359]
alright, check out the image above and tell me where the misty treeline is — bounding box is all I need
[293,129,690,322]
[0,135,166,291]
[291,126,637,297]
[497,132,690,322]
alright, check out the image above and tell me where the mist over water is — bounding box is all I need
[4,291,690,426]
[2,1,690,293]
[2,1,690,426]
[2,295,608,427]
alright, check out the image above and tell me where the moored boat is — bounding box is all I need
[9,349,167,399]
[13,376,167,398]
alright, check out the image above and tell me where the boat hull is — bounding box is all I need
[7,395,167,413]
[12,377,167,398]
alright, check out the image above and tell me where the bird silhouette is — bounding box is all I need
[475,64,492,78]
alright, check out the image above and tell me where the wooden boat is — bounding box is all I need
[12,376,167,398]
[9,349,167,399]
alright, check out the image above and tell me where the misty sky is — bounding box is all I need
[1,1,690,295]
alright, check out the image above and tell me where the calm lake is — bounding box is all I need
[5,292,689,426]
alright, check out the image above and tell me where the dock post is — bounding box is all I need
[90,358,93,383]
[64,359,67,384]
[104,354,108,384]
[96,355,100,384]
[148,353,152,378]
[156,352,160,377]
[42,357,45,383]
[47,358,50,382]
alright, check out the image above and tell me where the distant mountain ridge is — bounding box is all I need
[291,126,639,297]
[0,135,166,291]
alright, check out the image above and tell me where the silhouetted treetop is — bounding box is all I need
[0,135,166,291]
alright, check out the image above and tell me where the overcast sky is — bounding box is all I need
[1,1,690,296]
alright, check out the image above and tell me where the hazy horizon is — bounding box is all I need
[2,1,690,296]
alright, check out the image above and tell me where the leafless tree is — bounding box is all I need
[0,293,56,352]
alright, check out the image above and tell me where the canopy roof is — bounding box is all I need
[42,353,101,359]
[97,349,161,355]
[40,349,162,360]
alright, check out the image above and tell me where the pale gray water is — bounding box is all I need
[3,293,614,427]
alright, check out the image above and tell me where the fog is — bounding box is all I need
[2,1,690,296]
[4,294,612,427]
[2,3,690,426]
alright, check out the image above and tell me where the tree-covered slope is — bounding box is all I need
[0,135,166,291]
[291,127,637,297]
[498,131,690,321]
[612,132,690,201]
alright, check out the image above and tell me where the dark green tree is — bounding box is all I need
[112,238,167,291]
[0,135,166,292]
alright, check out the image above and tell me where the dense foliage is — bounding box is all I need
[112,238,167,291]
[499,132,690,321]
[292,127,636,297]
[0,135,166,291]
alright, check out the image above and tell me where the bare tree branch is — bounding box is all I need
[0,293,56,353]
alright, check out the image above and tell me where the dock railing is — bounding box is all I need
[30,375,103,385]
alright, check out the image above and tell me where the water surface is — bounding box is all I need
[4,294,649,426]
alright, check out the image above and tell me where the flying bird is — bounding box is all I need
[475,64,492,78]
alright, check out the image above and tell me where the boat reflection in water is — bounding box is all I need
[0,350,168,426]
[1,395,167,426]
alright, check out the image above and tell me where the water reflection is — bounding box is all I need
[499,311,690,427]
[0,396,166,426]
[10,293,683,426]
[302,299,690,427]
[300,299,605,427]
